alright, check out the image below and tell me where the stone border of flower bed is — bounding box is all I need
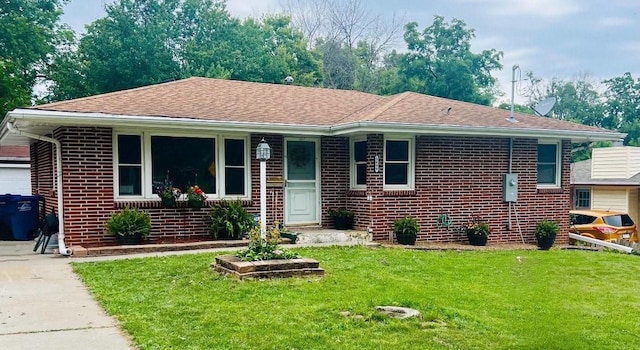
[211,255,324,280]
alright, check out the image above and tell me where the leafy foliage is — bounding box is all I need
[464,217,491,237]
[393,216,420,237]
[236,223,299,261]
[385,16,503,104]
[535,219,559,238]
[104,207,151,237]
[209,199,256,239]
[0,0,69,118]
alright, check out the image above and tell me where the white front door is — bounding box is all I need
[284,138,319,225]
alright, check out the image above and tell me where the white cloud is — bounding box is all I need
[456,0,582,18]
[596,17,633,29]
[226,0,280,19]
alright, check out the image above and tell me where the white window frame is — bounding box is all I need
[574,188,591,209]
[537,140,561,189]
[383,136,415,190]
[350,138,367,190]
[113,131,250,200]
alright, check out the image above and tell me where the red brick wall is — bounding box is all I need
[327,135,571,244]
[30,128,570,247]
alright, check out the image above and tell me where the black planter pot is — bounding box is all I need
[332,217,353,230]
[161,197,176,208]
[115,232,143,245]
[396,233,417,245]
[188,199,203,209]
[536,233,556,250]
[467,233,488,246]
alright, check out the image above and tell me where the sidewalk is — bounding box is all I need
[0,241,135,350]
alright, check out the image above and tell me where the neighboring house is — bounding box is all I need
[571,147,640,224]
[0,145,31,195]
[0,77,624,248]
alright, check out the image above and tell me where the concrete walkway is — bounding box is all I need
[0,241,135,350]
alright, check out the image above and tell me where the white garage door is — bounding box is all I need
[0,165,32,195]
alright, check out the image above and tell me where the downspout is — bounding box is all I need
[508,138,513,231]
[7,122,73,255]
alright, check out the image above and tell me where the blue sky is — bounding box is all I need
[61,0,639,104]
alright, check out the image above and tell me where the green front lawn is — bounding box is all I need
[72,246,640,349]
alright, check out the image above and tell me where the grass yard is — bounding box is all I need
[72,246,640,350]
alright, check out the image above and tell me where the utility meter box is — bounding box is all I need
[503,173,518,202]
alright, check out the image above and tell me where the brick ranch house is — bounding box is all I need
[0,77,624,250]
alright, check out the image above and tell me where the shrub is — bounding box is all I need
[536,219,559,237]
[105,207,151,237]
[209,199,256,239]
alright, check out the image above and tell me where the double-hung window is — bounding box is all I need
[350,139,367,189]
[384,137,414,189]
[115,132,248,199]
[537,141,561,188]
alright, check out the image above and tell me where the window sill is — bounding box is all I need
[537,187,563,194]
[383,190,416,197]
[114,199,252,209]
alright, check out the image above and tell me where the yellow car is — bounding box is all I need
[570,209,638,242]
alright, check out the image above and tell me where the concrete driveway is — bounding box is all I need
[0,241,135,350]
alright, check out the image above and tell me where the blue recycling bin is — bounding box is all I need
[0,194,43,241]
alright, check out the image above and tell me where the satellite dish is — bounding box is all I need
[532,97,556,116]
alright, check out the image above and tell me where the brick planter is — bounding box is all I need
[212,255,324,280]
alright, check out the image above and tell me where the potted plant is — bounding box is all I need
[156,174,181,207]
[105,207,151,245]
[209,199,256,239]
[186,185,207,208]
[535,219,559,250]
[393,216,420,245]
[328,208,354,230]
[465,217,490,246]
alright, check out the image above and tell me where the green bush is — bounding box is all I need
[393,216,420,237]
[536,219,560,237]
[209,200,256,239]
[105,207,151,237]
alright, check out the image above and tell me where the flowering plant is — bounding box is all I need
[187,185,207,202]
[158,181,181,201]
[236,221,299,261]
[464,217,491,237]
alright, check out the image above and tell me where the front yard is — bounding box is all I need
[72,246,640,349]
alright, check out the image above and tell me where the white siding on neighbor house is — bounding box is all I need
[591,187,629,212]
[0,165,31,195]
[629,188,639,225]
[591,147,640,179]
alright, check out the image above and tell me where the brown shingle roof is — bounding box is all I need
[28,77,615,135]
[33,77,385,126]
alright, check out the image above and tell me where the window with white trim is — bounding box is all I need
[537,141,561,187]
[114,133,249,199]
[574,188,590,209]
[350,139,367,189]
[384,137,414,189]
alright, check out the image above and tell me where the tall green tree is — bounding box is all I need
[0,0,68,118]
[602,73,640,146]
[385,16,503,104]
[49,0,184,99]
